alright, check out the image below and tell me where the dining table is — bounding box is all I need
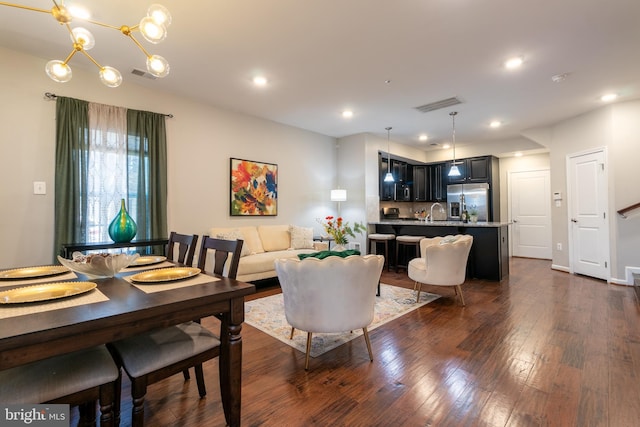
[0,259,255,427]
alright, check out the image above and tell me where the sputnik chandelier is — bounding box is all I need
[0,1,171,87]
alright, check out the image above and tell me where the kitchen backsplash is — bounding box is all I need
[380,201,448,221]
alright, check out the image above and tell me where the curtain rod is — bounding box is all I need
[44,92,174,118]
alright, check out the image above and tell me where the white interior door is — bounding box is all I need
[568,149,609,280]
[509,170,551,259]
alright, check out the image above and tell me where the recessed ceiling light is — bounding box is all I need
[442,144,450,149]
[515,152,523,157]
[600,93,618,102]
[342,110,353,118]
[490,120,501,128]
[504,56,524,70]
[253,76,268,86]
[419,134,428,141]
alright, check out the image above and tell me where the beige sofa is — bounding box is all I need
[208,225,327,282]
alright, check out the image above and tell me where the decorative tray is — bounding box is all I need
[129,255,167,267]
[0,265,69,280]
[0,281,97,304]
[130,267,201,283]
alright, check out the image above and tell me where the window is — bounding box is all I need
[53,96,167,259]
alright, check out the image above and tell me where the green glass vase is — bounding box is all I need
[108,198,137,243]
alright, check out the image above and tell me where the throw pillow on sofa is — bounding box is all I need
[215,229,251,257]
[258,225,291,252]
[289,225,314,249]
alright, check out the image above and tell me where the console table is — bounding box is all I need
[60,238,169,258]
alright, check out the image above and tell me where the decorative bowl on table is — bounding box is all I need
[57,252,140,278]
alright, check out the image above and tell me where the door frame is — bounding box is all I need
[566,146,610,280]
[507,168,551,259]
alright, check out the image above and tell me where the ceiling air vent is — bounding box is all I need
[414,97,462,113]
[131,69,157,80]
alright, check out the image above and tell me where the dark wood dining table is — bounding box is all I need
[0,267,255,427]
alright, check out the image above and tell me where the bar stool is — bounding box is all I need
[367,233,396,272]
[395,235,423,273]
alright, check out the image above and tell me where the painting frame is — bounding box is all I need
[230,157,278,216]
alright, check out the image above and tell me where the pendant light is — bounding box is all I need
[383,127,395,182]
[448,112,461,177]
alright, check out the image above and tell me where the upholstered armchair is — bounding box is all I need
[274,254,384,370]
[407,235,473,305]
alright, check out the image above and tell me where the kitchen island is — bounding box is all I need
[370,220,510,281]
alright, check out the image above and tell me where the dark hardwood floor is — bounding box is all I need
[78,257,640,426]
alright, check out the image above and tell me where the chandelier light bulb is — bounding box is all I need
[148,4,172,27]
[68,5,90,20]
[71,27,95,50]
[45,60,72,82]
[99,66,123,87]
[147,55,170,77]
[139,17,167,44]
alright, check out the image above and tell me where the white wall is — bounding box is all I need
[0,47,337,268]
[509,101,640,282]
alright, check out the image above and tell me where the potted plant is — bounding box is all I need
[319,216,366,251]
[469,206,479,223]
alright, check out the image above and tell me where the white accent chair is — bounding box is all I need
[274,254,384,370]
[407,235,473,305]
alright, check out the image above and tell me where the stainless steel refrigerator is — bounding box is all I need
[446,183,490,221]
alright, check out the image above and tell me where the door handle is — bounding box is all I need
[513,219,518,223]
[571,218,578,223]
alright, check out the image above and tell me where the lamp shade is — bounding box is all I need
[448,165,461,177]
[330,189,347,202]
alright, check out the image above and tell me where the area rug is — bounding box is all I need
[244,283,439,358]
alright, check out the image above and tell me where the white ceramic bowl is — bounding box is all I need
[57,252,140,278]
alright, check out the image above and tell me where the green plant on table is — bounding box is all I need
[319,216,366,245]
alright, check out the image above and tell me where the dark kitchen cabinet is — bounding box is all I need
[391,160,409,182]
[428,163,447,201]
[413,165,428,201]
[445,156,493,183]
[379,155,394,200]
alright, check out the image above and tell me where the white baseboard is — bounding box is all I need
[551,264,570,273]
[624,266,640,286]
[610,277,632,286]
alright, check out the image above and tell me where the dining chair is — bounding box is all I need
[166,231,199,266]
[197,235,244,278]
[108,237,244,427]
[0,345,119,427]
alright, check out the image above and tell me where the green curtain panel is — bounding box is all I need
[53,97,168,260]
[54,96,90,260]
[127,108,168,242]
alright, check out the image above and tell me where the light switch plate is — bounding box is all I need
[33,181,46,195]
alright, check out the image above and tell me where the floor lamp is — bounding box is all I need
[330,189,347,216]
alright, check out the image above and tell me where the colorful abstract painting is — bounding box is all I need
[230,158,278,216]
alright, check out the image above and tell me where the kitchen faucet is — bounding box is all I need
[430,202,445,223]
